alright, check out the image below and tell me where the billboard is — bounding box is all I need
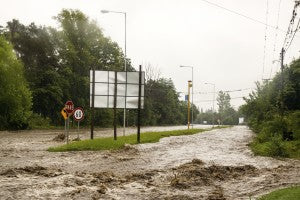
[90,70,145,109]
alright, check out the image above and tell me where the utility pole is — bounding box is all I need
[205,82,215,127]
[280,48,285,118]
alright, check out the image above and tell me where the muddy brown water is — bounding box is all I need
[0,126,299,199]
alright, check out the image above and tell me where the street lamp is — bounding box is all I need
[180,65,194,128]
[205,82,215,128]
[101,9,127,136]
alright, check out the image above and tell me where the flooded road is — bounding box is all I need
[0,126,299,199]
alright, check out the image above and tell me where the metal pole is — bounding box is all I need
[100,10,127,136]
[137,65,142,143]
[123,12,127,137]
[188,81,191,130]
[212,84,215,128]
[114,71,117,140]
[91,68,95,139]
[67,117,69,144]
[180,65,194,128]
[191,67,194,129]
[64,118,66,140]
[77,121,79,139]
[205,82,215,127]
[280,48,285,118]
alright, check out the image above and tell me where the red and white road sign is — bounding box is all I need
[73,107,84,121]
[65,101,74,114]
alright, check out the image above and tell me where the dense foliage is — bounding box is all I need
[0,9,197,130]
[241,58,300,158]
[0,36,32,129]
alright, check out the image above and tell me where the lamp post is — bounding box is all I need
[205,82,215,128]
[180,65,194,128]
[187,80,192,130]
[101,10,127,136]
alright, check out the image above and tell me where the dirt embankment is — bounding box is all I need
[0,126,299,199]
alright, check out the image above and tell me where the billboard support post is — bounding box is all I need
[137,65,142,143]
[113,71,117,140]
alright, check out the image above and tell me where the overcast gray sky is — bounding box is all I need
[1,0,299,111]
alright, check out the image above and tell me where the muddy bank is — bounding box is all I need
[0,126,299,199]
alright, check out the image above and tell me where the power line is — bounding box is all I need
[282,1,300,53]
[262,0,269,80]
[199,0,295,35]
[194,96,245,103]
[194,87,253,95]
[285,17,300,52]
[270,0,283,79]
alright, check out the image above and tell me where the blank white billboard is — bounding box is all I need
[90,70,145,109]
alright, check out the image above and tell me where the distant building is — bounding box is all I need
[239,117,244,124]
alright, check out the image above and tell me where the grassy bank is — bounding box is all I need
[250,139,300,159]
[259,186,300,200]
[48,127,221,152]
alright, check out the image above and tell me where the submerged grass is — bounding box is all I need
[259,186,300,200]
[48,127,225,152]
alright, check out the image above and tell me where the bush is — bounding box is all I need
[268,136,288,157]
[28,113,52,129]
[287,111,300,140]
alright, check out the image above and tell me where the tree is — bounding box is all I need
[141,78,197,125]
[0,36,32,130]
[216,91,238,125]
[240,58,300,157]
[54,9,135,126]
[4,20,64,123]
[3,10,134,126]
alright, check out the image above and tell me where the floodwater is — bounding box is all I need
[0,126,299,199]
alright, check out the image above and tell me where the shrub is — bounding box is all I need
[28,113,52,129]
[287,111,300,140]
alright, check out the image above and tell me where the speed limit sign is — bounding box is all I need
[73,107,84,121]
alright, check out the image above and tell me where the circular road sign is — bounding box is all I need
[73,107,84,121]
[65,101,74,114]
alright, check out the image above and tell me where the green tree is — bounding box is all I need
[54,9,134,126]
[141,78,197,126]
[0,36,32,130]
[216,91,238,125]
[241,57,300,157]
[4,20,64,123]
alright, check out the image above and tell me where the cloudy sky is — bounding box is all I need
[1,0,299,111]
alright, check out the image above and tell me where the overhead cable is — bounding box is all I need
[198,0,296,35]
[270,0,282,79]
[262,0,269,80]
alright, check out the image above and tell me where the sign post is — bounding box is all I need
[73,107,84,139]
[61,108,68,142]
[65,101,74,144]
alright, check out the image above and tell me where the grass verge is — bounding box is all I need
[48,127,225,152]
[250,139,300,159]
[259,186,300,200]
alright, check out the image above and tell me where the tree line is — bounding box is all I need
[240,58,300,158]
[195,91,242,125]
[0,9,199,130]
